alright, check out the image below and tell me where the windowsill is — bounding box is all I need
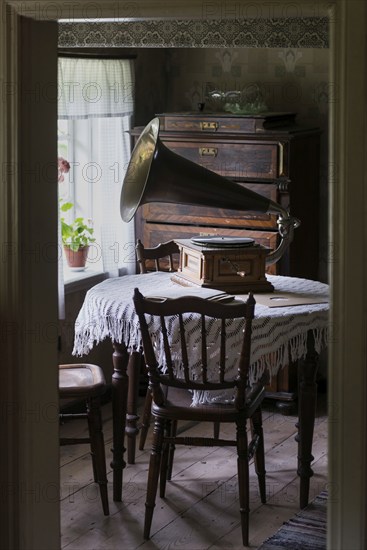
[64,267,107,294]
[63,265,132,294]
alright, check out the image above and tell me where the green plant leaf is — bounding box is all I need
[60,201,73,212]
[60,200,96,251]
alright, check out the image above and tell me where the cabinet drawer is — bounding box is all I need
[164,140,280,180]
[158,113,296,134]
[140,222,278,275]
[141,182,278,230]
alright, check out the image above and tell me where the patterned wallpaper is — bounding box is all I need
[165,48,329,125]
[59,18,329,49]
[58,18,330,281]
[162,46,329,281]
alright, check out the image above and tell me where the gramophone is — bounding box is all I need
[120,117,300,293]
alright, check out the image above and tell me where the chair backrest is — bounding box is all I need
[135,239,180,273]
[133,288,256,410]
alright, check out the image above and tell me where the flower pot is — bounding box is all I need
[64,245,89,271]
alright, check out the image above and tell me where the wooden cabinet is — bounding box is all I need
[133,112,321,280]
[131,112,321,411]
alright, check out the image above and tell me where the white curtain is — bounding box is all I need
[58,57,134,119]
[91,114,136,277]
[58,56,135,315]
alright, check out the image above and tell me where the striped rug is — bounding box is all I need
[257,491,327,549]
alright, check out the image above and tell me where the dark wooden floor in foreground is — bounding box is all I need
[60,393,328,549]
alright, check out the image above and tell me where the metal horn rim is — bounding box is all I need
[120,117,160,223]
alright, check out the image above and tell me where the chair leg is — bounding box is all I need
[87,401,98,484]
[236,420,250,547]
[251,408,266,504]
[159,420,171,498]
[166,419,177,481]
[144,416,165,539]
[213,421,220,438]
[86,396,109,516]
[139,388,152,451]
[127,351,141,465]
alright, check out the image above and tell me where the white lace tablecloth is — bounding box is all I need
[73,272,329,402]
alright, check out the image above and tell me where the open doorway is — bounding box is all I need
[1,3,367,549]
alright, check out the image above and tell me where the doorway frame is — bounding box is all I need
[1,2,366,549]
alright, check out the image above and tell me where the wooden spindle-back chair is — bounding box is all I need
[133,288,266,546]
[135,238,180,274]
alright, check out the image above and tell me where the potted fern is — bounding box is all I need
[60,200,96,270]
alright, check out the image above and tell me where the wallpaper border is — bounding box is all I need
[59,18,329,49]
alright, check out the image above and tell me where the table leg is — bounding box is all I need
[111,342,129,502]
[126,351,141,464]
[297,330,319,508]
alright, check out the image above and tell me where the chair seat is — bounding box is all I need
[59,363,106,399]
[59,362,109,516]
[152,385,265,423]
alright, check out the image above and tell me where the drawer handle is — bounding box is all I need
[200,121,218,131]
[278,141,285,176]
[199,147,218,157]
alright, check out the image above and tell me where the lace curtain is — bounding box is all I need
[58,57,134,119]
[58,56,135,317]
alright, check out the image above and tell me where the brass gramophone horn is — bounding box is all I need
[120,117,300,265]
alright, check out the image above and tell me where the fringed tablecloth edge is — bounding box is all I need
[192,325,328,406]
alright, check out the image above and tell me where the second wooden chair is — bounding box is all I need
[135,238,180,274]
[135,238,221,451]
[135,239,180,451]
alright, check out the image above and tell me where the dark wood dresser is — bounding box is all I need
[131,112,321,411]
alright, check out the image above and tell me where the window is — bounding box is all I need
[58,56,136,288]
